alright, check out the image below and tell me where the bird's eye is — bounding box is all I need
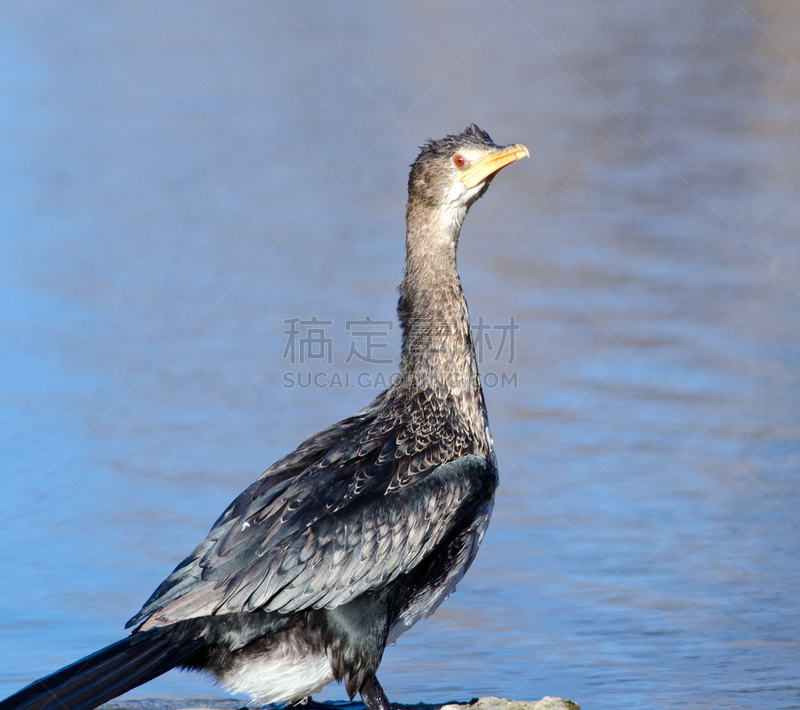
[453,155,466,168]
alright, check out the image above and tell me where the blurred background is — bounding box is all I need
[1,1,799,709]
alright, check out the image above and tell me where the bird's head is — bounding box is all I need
[408,124,529,229]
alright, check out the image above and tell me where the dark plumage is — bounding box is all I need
[0,125,528,710]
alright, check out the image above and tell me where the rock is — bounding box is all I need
[438,697,580,710]
[105,696,581,710]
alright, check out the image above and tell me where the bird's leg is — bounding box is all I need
[359,673,393,710]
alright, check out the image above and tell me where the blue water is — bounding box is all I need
[2,2,799,709]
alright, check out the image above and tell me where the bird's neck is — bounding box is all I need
[397,202,478,399]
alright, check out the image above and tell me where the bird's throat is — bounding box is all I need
[397,209,478,398]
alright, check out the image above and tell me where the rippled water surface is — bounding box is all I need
[2,2,799,709]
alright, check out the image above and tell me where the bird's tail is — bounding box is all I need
[0,630,203,710]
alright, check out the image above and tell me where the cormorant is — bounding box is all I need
[1,125,528,710]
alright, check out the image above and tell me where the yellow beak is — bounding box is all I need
[458,143,530,189]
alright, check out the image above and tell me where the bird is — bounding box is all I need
[1,125,528,710]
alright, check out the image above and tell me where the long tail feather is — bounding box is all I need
[0,631,203,710]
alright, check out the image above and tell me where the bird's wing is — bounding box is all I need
[127,408,495,629]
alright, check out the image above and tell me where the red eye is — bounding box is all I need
[453,155,466,168]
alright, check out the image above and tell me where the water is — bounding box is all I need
[1,2,799,708]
